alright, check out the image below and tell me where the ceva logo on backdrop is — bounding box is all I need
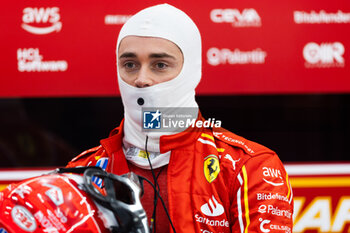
[22,7,62,35]
[210,8,261,27]
[303,42,345,68]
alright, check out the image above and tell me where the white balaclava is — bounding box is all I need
[116,4,202,155]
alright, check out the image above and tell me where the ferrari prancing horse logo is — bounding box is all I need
[204,155,220,183]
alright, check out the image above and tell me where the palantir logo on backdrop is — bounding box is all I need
[17,48,68,72]
[303,42,345,68]
[22,7,62,35]
[294,10,350,24]
[210,8,261,27]
[142,108,221,132]
[207,47,267,66]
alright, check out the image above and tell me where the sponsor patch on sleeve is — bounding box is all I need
[92,157,109,188]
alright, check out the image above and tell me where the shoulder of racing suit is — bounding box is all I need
[212,127,276,157]
[196,127,282,193]
[207,127,287,193]
[66,145,107,168]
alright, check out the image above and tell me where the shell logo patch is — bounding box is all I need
[204,155,221,183]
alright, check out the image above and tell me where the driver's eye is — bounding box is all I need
[156,62,168,69]
[125,62,135,69]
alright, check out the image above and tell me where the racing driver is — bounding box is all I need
[67,4,294,233]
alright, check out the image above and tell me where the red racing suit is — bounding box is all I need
[67,119,293,233]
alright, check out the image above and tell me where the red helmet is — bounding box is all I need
[0,167,149,233]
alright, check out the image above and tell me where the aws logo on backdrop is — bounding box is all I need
[22,7,62,35]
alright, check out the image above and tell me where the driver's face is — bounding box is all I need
[118,36,184,88]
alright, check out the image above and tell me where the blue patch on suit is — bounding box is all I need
[92,158,109,188]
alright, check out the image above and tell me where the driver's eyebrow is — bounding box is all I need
[119,52,176,60]
[149,53,176,59]
[119,52,137,59]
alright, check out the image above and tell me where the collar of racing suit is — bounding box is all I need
[104,112,205,155]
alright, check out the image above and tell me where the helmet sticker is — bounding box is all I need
[11,205,37,232]
[43,184,64,206]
